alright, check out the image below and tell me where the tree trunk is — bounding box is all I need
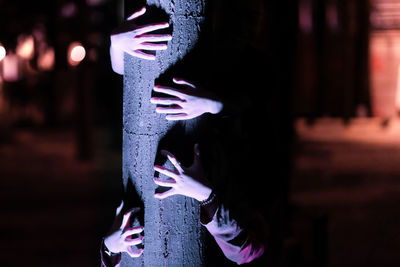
[121,0,206,266]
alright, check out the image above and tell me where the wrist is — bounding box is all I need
[209,100,223,115]
[109,45,124,75]
[110,35,124,52]
[104,237,120,254]
[110,42,122,53]
[197,187,213,202]
[110,34,117,45]
[199,192,218,224]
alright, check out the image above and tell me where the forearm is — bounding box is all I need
[201,202,265,265]
[208,98,224,115]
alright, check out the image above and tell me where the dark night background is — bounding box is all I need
[0,0,400,266]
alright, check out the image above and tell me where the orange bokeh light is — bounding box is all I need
[38,47,55,71]
[16,35,34,60]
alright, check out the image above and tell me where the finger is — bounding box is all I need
[126,49,156,60]
[115,200,124,216]
[153,177,177,187]
[125,235,144,246]
[136,34,172,42]
[165,114,190,121]
[155,106,184,114]
[122,226,144,238]
[126,247,144,258]
[150,97,185,105]
[137,42,168,51]
[134,23,169,36]
[121,207,140,229]
[173,77,196,88]
[154,188,177,199]
[160,151,184,173]
[154,165,180,180]
[126,7,146,20]
[153,85,187,98]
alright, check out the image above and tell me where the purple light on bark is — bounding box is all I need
[121,0,206,266]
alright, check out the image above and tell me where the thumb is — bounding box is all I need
[126,6,146,21]
[173,77,196,89]
[115,200,124,216]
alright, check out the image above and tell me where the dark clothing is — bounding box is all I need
[101,199,267,267]
[201,200,267,265]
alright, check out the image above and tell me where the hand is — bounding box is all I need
[153,144,212,201]
[110,6,172,73]
[104,201,144,258]
[151,78,223,120]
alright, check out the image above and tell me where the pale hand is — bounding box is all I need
[104,201,144,258]
[151,78,223,120]
[153,144,212,202]
[110,6,172,74]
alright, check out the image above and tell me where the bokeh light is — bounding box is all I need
[68,42,86,66]
[3,53,19,82]
[0,45,6,61]
[37,47,55,71]
[16,35,34,60]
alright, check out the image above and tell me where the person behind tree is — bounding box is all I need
[150,78,268,265]
[105,2,282,265]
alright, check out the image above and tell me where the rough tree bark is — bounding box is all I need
[121,0,206,266]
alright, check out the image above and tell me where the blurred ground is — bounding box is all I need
[0,127,121,267]
[291,117,400,267]
[1,117,400,267]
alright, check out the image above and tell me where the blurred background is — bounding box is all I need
[0,0,124,266]
[0,0,399,266]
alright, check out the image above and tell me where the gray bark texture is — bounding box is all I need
[121,0,206,266]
